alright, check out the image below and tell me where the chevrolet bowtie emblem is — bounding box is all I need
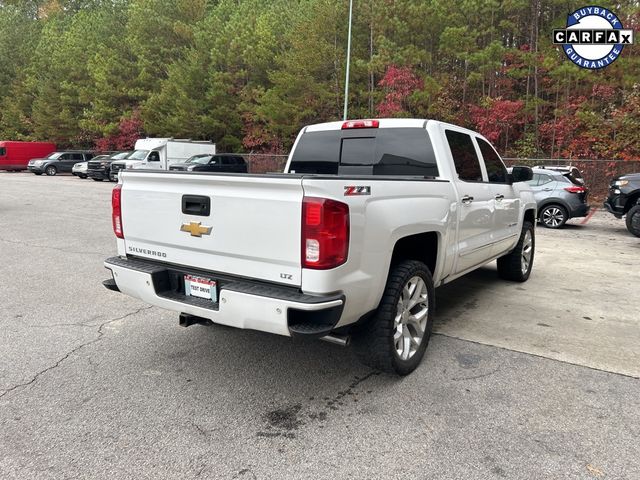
[180,222,212,237]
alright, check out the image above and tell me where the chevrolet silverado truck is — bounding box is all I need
[103,119,536,375]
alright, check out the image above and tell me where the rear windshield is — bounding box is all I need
[564,172,584,185]
[289,128,438,177]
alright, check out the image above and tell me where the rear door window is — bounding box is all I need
[477,138,507,183]
[445,130,483,182]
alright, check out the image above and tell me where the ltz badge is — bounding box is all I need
[553,6,634,70]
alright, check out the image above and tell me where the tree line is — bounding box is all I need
[0,0,638,159]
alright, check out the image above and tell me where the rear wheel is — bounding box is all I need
[45,165,57,176]
[352,260,434,375]
[497,221,535,282]
[540,204,567,228]
[626,205,640,237]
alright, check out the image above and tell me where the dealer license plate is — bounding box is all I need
[184,275,217,302]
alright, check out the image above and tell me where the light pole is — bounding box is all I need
[343,0,353,121]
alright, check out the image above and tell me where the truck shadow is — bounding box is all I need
[434,266,501,327]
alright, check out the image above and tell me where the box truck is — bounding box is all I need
[0,141,57,171]
[109,138,215,180]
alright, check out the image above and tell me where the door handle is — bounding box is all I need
[461,195,474,205]
[495,194,504,201]
[542,188,553,191]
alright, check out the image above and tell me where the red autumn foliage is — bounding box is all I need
[95,111,145,152]
[469,98,525,147]
[376,65,423,117]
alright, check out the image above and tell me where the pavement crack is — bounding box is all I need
[0,306,152,400]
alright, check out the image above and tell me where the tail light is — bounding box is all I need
[341,119,379,129]
[112,184,124,238]
[564,186,586,194]
[302,197,349,269]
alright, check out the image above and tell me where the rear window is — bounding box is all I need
[289,128,438,177]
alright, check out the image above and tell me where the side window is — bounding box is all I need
[209,156,219,165]
[527,174,541,187]
[148,151,160,162]
[539,174,553,185]
[477,138,507,183]
[71,153,84,161]
[445,130,483,182]
[58,153,70,160]
[0,147,6,156]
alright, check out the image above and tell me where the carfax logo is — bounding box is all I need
[553,6,634,69]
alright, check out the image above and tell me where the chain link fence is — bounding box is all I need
[504,158,640,200]
[242,154,288,174]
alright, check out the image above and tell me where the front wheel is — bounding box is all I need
[497,221,535,282]
[352,260,435,375]
[626,205,640,237]
[540,204,567,228]
[45,165,57,176]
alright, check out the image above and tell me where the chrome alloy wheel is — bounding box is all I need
[542,207,564,227]
[394,276,429,360]
[521,229,533,275]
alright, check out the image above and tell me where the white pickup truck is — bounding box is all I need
[103,119,536,375]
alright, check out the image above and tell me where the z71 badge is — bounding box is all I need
[344,186,371,196]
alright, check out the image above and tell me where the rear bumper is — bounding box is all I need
[569,203,590,218]
[103,256,344,338]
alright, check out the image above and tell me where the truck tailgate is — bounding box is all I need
[119,172,303,286]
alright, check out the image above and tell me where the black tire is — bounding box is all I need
[497,220,535,282]
[45,165,57,176]
[351,260,435,376]
[79,175,87,179]
[539,204,567,228]
[92,177,103,182]
[34,172,42,175]
[625,205,640,237]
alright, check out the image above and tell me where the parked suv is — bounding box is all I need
[525,168,590,228]
[28,151,95,176]
[168,153,248,173]
[87,151,132,182]
[604,173,640,237]
[534,165,585,185]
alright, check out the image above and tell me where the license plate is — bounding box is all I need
[184,275,217,302]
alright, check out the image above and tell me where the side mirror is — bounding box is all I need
[510,166,533,184]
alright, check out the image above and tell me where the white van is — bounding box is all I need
[110,138,215,179]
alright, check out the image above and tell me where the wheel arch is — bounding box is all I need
[389,231,439,277]
[623,190,640,214]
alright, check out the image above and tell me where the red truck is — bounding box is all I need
[0,141,57,171]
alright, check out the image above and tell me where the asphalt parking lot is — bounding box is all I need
[1,172,639,480]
